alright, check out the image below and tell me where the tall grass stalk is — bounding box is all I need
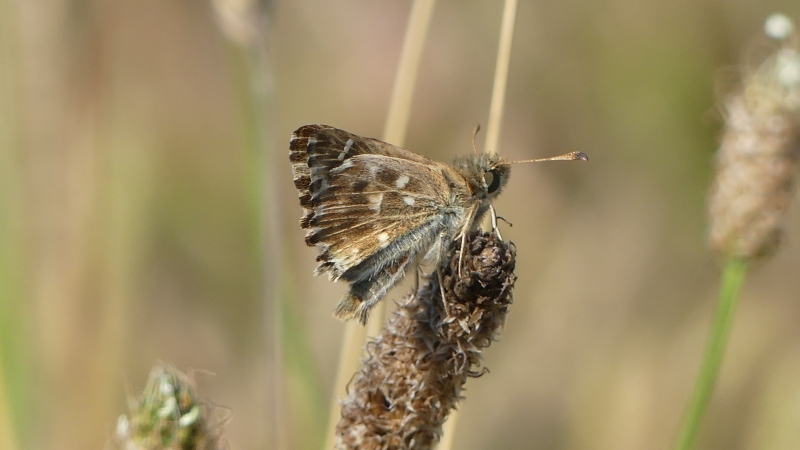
[322,1,438,448]
[0,1,25,448]
[0,365,16,450]
[98,110,159,448]
[215,7,313,448]
[483,0,519,158]
[673,259,747,450]
[437,2,520,448]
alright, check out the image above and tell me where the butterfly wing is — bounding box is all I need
[289,125,465,322]
[290,124,432,214]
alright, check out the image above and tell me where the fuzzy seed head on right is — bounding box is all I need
[708,14,800,259]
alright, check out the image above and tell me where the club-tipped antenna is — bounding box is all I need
[509,151,589,164]
[471,124,481,155]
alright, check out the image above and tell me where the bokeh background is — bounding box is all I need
[2,1,800,449]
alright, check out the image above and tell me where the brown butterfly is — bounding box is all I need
[289,124,586,324]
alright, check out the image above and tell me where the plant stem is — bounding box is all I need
[0,1,26,447]
[483,0,519,157]
[674,258,748,450]
[381,0,438,147]
[323,1,437,449]
[441,2,518,447]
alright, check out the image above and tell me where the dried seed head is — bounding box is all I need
[708,14,800,259]
[335,232,516,450]
[109,365,226,450]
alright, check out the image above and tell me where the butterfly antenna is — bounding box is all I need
[509,151,589,164]
[471,124,481,155]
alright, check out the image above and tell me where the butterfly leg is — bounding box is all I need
[496,215,513,227]
[458,230,469,275]
[489,204,504,241]
[412,264,422,297]
[437,268,447,309]
[457,205,479,275]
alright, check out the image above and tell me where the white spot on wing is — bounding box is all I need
[306,137,318,151]
[369,193,383,213]
[368,164,381,178]
[332,159,354,172]
[403,196,415,206]
[311,165,325,179]
[395,175,410,189]
[378,232,389,243]
[338,139,355,160]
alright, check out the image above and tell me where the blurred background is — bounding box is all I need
[2,0,800,449]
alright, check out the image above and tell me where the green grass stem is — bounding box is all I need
[0,0,28,446]
[674,258,748,450]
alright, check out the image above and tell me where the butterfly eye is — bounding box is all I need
[485,169,502,194]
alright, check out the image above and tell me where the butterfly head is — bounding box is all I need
[452,153,511,202]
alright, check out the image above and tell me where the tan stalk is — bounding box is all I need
[213,2,291,448]
[483,0,519,157]
[443,0,518,447]
[322,1,438,449]
[0,359,16,450]
[0,0,23,448]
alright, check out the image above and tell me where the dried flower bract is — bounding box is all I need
[336,231,516,450]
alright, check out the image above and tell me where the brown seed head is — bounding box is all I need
[335,232,516,450]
